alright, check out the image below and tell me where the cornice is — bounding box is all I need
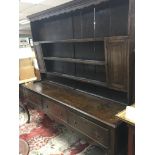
[28,0,108,22]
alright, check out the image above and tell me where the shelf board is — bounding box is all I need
[34,38,105,44]
[47,72,107,87]
[44,57,105,65]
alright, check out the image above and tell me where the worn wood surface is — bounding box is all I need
[105,36,129,92]
[23,81,125,128]
[33,43,46,73]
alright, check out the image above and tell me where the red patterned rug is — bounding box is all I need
[19,107,106,155]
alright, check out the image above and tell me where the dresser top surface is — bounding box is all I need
[23,81,126,128]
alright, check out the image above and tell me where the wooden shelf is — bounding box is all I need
[44,57,105,65]
[34,38,105,44]
[47,72,107,87]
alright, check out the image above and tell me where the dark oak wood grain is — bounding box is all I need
[43,57,105,65]
[29,0,134,105]
[105,36,129,92]
[23,81,125,128]
[28,0,110,22]
[43,96,110,148]
[25,0,135,154]
[127,0,135,105]
[24,89,42,110]
[22,81,128,154]
[34,43,46,73]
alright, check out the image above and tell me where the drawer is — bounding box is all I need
[43,98,109,149]
[25,89,42,109]
[43,98,68,123]
[68,111,110,148]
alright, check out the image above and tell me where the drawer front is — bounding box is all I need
[25,89,42,109]
[43,97,109,149]
[43,98,68,123]
[68,111,110,148]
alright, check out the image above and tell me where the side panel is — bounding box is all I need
[34,43,46,73]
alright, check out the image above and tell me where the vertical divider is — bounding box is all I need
[93,8,97,79]
[93,7,96,40]
[104,38,108,85]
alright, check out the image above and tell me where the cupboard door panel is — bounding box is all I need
[105,37,128,91]
[34,43,46,73]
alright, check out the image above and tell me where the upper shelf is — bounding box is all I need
[44,57,105,65]
[34,38,105,44]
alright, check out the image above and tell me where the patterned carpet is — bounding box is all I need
[19,107,107,155]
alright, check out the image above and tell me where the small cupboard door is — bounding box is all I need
[105,37,128,92]
[34,43,46,73]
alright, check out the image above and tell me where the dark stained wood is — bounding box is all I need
[81,8,94,38]
[67,110,110,148]
[128,0,135,41]
[109,0,129,36]
[29,0,135,105]
[22,81,128,154]
[34,38,105,44]
[95,2,110,38]
[72,11,82,39]
[43,96,110,148]
[30,21,40,42]
[41,42,74,58]
[28,0,109,22]
[128,125,135,155]
[39,15,73,41]
[43,98,68,123]
[127,0,135,105]
[23,81,125,128]
[19,84,24,99]
[44,75,127,103]
[105,36,129,92]
[46,71,107,87]
[43,57,105,65]
[25,0,135,154]
[24,89,42,110]
[34,43,46,73]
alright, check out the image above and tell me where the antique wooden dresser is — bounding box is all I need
[20,0,135,154]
